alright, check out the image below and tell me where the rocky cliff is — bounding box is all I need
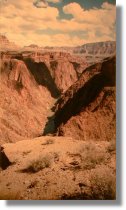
[52,56,116,141]
[0,53,54,144]
[0,51,86,143]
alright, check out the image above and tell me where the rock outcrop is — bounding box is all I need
[0,35,19,51]
[0,53,54,144]
[50,59,78,93]
[53,56,116,141]
[24,51,87,92]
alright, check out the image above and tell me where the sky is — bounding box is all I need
[0,0,116,47]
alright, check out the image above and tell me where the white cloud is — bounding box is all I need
[63,2,84,19]
[0,1,116,46]
[62,2,116,43]
[63,2,116,26]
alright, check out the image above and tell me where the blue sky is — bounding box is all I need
[0,0,116,46]
[48,0,116,19]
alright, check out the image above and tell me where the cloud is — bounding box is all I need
[0,1,116,46]
[0,0,7,3]
[63,2,84,19]
[63,2,116,26]
[33,0,48,8]
[62,2,116,42]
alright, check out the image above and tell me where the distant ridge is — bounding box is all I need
[0,34,19,51]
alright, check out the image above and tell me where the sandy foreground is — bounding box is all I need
[0,136,116,200]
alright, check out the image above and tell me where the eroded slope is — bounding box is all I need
[53,56,116,141]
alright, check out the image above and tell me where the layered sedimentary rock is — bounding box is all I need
[73,41,116,55]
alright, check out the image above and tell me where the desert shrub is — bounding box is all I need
[26,154,52,173]
[107,139,116,153]
[79,143,107,169]
[90,167,116,200]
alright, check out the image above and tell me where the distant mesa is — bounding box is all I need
[0,35,116,59]
[0,34,19,51]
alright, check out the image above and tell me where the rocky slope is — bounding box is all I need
[51,56,116,141]
[0,52,54,144]
[0,136,116,200]
[24,52,80,93]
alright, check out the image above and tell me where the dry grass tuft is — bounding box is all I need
[26,154,52,173]
[90,167,116,200]
[79,142,108,169]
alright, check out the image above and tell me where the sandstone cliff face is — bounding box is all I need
[53,56,116,141]
[21,51,86,93]
[0,54,54,144]
[50,59,78,93]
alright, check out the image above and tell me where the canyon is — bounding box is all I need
[0,35,116,200]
